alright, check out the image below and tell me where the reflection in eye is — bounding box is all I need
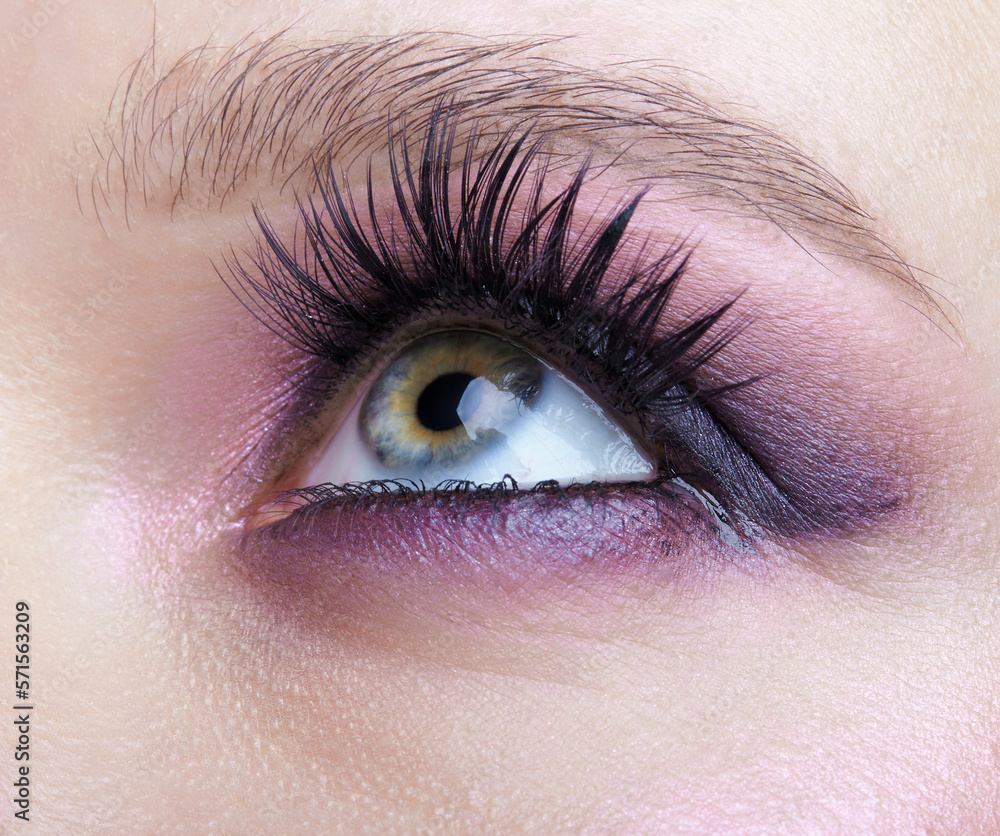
[305,331,656,489]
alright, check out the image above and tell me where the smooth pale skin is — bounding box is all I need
[1,0,999,832]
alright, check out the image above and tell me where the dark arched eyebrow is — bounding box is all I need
[88,31,927,300]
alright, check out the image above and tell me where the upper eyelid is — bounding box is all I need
[86,31,930,310]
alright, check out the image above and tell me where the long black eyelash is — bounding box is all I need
[227,101,742,443]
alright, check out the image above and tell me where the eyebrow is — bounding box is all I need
[89,31,924,297]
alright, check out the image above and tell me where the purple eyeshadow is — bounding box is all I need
[231,478,762,617]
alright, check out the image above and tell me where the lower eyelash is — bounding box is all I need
[247,475,760,557]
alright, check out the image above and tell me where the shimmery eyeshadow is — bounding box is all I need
[229,478,771,624]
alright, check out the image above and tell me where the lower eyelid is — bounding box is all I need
[231,477,766,615]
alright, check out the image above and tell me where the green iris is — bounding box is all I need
[360,332,543,469]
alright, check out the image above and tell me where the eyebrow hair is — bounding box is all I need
[88,31,927,299]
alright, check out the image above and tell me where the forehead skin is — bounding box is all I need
[1,0,999,833]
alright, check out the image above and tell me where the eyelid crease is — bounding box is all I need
[89,31,937,318]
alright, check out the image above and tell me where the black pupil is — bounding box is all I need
[416,373,475,432]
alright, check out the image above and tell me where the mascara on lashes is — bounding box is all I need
[224,107,801,538]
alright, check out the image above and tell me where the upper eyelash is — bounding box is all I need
[225,101,744,442]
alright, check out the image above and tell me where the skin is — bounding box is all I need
[2,0,999,833]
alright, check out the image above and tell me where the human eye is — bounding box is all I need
[200,60,935,590]
[301,329,658,490]
[227,109,768,552]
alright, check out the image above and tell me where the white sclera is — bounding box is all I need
[304,360,656,489]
